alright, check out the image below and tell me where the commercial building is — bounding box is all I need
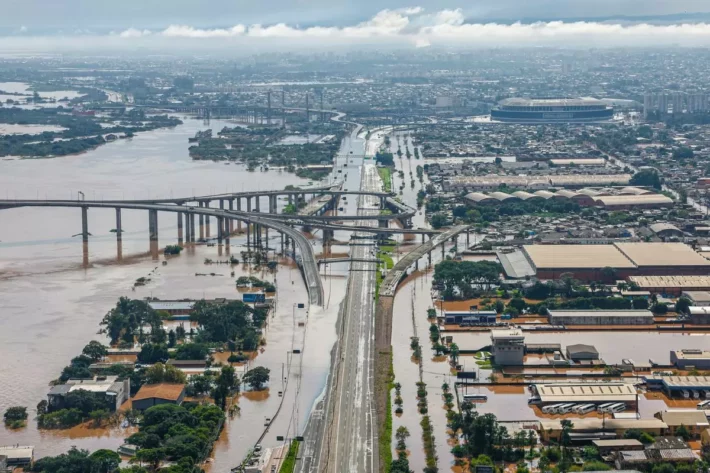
[490,329,525,365]
[655,410,709,437]
[670,349,710,369]
[594,194,674,210]
[548,310,653,326]
[532,381,637,406]
[592,439,644,455]
[522,243,710,281]
[490,98,614,123]
[0,446,33,466]
[539,418,667,443]
[131,383,186,411]
[47,376,130,412]
[566,344,600,361]
[444,310,497,326]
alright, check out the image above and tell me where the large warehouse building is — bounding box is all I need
[521,242,710,281]
[490,98,614,123]
[548,310,654,326]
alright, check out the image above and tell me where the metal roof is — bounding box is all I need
[629,275,710,289]
[523,244,636,269]
[540,418,667,431]
[499,97,606,107]
[657,376,710,389]
[658,410,709,427]
[464,192,496,203]
[649,223,682,234]
[594,194,674,206]
[550,310,653,319]
[0,446,33,460]
[615,242,710,268]
[535,382,637,403]
[148,301,195,311]
[592,439,643,447]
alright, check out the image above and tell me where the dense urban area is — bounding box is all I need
[4,42,710,473]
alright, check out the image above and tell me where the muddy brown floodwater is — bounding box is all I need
[0,112,345,467]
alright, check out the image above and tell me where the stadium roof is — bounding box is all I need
[499,97,606,107]
[594,194,674,207]
[523,244,636,269]
[511,191,540,200]
[464,192,496,203]
[615,242,710,267]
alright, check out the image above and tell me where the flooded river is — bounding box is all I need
[0,109,346,467]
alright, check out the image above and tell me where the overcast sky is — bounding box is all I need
[2,1,710,52]
[2,0,710,30]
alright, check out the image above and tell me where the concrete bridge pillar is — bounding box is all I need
[466,230,470,248]
[217,217,223,244]
[378,219,388,229]
[380,196,385,209]
[115,208,122,242]
[228,200,234,233]
[235,198,242,232]
[224,219,230,247]
[288,194,293,205]
[199,202,205,240]
[422,234,425,244]
[255,196,260,213]
[441,242,445,260]
[246,198,252,235]
[281,233,284,254]
[219,199,224,210]
[81,206,89,243]
[204,201,211,238]
[177,211,183,244]
[149,210,159,242]
[246,221,251,248]
[191,214,197,243]
[428,251,432,267]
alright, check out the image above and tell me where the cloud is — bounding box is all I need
[119,28,151,38]
[10,7,710,51]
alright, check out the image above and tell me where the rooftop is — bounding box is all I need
[540,418,667,431]
[0,446,34,460]
[672,349,710,360]
[498,97,606,107]
[629,275,710,289]
[535,382,637,403]
[615,242,710,268]
[594,194,674,206]
[133,383,186,402]
[566,344,600,355]
[147,301,195,311]
[549,310,653,318]
[523,244,636,269]
[592,439,643,448]
[490,329,524,340]
[682,290,710,302]
[658,410,709,427]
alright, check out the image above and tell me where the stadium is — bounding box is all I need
[490,98,614,123]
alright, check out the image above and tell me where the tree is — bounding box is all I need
[600,266,617,282]
[90,449,121,472]
[186,374,213,397]
[167,330,176,348]
[133,448,166,471]
[494,300,505,313]
[395,426,411,450]
[675,297,692,314]
[174,343,209,360]
[430,213,447,229]
[632,297,649,310]
[243,366,270,391]
[629,169,662,190]
[145,363,187,385]
[675,424,691,441]
[82,340,108,361]
[508,297,526,312]
[3,406,28,427]
[213,365,239,409]
[450,343,460,365]
[138,343,169,364]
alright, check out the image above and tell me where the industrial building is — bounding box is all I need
[670,349,710,369]
[462,187,672,209]
[47,376,130,412]
[521,243,710,281]
[131,383,186,411]
[682,291,710,306]
[689,306,710,324]
[444,310,497,326]
[0,446,33,467]
[490,329,525,365]
[566,344,600,361]
[655,410,709,437]
[644,375,710,398]
[531,381,637,406]
[490,98,614,123]
[548,310,654,326]
[628,276,710,296]
[539,418,667,443]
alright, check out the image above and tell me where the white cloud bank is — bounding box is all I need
[8,7,710,51]
[112,8,710,46]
